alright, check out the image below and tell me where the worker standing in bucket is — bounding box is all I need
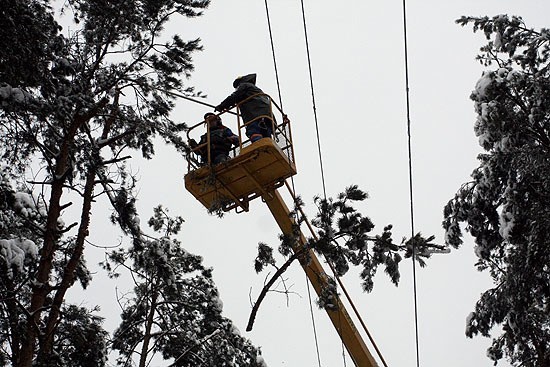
[215,73,274,142]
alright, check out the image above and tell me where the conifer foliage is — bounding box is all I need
[105,206,265,367]
[445,15,550,367]
[253,186,442,317]
[0,1,265,366]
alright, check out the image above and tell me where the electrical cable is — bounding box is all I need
[300,0,327,200]
[264,2,322,366]
[264,0,284,110]
[306,272,323,367]
[299,2,350,365]
[401,0,421,366]
[265,2,405,366]
[263,0,294,196]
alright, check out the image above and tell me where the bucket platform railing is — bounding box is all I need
[184,94,296,212]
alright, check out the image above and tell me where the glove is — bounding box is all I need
[214,105,223,112]
[188,138,198,148]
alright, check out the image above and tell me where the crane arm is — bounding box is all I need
[262,189,379,367]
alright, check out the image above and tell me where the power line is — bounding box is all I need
[401,0,421,366]
[299,3,351,366]
[263,2,322,366]
[300,0,327,200]
[306,272,323,367]
[264,0,284,110]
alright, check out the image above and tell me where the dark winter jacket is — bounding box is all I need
[198,125,238,160]
[215,74,272,125]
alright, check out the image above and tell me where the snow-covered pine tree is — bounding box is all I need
[445,15,550,367]
[0,1,267,366]
[106,206,266,367]
[0,168,109,366]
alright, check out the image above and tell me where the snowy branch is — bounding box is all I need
[169,329,221,367]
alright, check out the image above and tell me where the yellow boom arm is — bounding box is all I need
[262,189,379,367]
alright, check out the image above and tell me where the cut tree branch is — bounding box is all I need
[246,248,306,332]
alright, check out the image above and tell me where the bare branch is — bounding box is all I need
[58,222,78,234]
[101,155,132,166]
[59,202,73,211]
[246,249,305,332]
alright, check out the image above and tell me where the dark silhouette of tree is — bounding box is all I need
[105,206,265,367]
[0,1,261,366]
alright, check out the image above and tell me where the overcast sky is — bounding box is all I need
[71,1,550,366]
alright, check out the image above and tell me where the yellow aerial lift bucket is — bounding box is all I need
[184,94,296,212]
[185,137,296,212]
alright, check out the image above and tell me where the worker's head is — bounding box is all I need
[204,112,221,128]
[233,73,257,88]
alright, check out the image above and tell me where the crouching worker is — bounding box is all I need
[189,113,239,165]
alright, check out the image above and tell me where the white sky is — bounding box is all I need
[69,1,550,366]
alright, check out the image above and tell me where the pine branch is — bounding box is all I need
[169,329,221,367]
[246,249,305,332]
[100,155,132,166]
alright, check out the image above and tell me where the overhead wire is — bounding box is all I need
[401,0,421,366]
[264,0,283,110]
[305,273,323,367]
[263,1,322,366]
[298,1,355,366]
[300,0,327,200]
[266,2,408,366]
[298,1,349,365]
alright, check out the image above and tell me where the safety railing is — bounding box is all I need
[186,93,295,171]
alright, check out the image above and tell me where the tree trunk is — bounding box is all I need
[139,284,158,367]
[39,167,97,359]
[17,112,95,367]
[17,166,66,367]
